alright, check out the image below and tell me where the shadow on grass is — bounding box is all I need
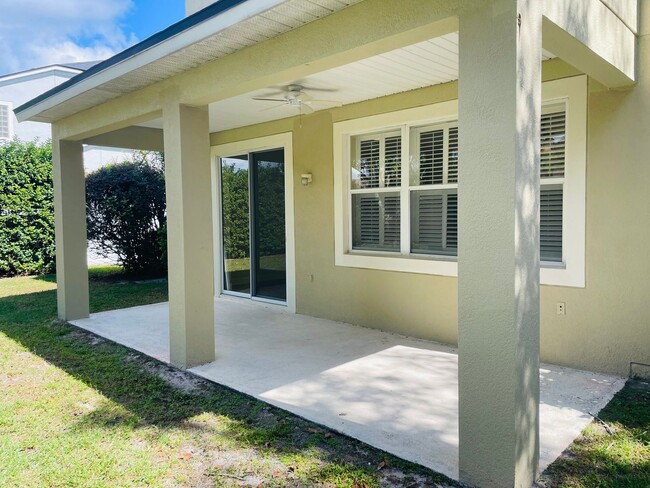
[0,275,456,487]
[540,379,650,488]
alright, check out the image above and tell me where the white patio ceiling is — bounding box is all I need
[141,33,554,132]
[21,0,557,131]
[24,0,366,122]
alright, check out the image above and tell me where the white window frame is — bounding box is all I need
[0,101,14,142]
[333,75,587,288]
[211,132,296,312]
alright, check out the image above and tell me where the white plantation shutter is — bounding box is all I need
[359,139,380,188]
[383,195,401,246]
[411,190,457,255]
[447,127,459,184]
[384,135,401,187]
[446,192,458,249]
[0,104,11,141]
[347,105,567,262]
[540,186,563,262]
[351,132,402,251]
[352,193,400,251]
[409,123,459,256]
[418,129,444,185]
[417,192,443,250]
[540,106,566,262]
[540,111,566,178]
[358,195,380,245]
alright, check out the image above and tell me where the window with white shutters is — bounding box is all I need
[540,104,566,263]
[0,103,12,141]
[351,131,402,250]
[410,122,458,256]
[347,102,569,263]
[335,76,586,285]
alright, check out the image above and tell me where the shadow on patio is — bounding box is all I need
[0,281,458,487]
[67,295,626,480]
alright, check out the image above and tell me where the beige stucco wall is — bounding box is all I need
[213,57,650,376]
[540,21,650,375]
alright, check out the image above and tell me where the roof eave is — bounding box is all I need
[0,65,84,85]
[15,0,286,123]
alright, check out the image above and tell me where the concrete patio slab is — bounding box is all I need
[71,297,625,481]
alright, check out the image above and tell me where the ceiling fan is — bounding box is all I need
[252,84,342,114]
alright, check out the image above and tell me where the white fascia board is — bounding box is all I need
[16,0,288,123]
[0,66,83,85]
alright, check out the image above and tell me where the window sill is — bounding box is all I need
[335,252,583,287]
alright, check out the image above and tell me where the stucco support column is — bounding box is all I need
[457,1,541,487]
[163,101,215,369]
[52,132,89,320]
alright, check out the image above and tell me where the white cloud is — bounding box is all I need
[0,0,137,75]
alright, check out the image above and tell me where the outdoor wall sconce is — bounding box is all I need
[301,173,313,186]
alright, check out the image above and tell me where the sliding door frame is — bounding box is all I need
[211,132,296,313]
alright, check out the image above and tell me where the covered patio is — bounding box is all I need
[15,0,640,485]
[70,298,624,481]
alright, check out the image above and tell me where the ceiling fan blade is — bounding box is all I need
[295,92,313,102]
[299,102,315,114]
[254,89,286,97]
[291,80,339,93]
[259,103,289,112]
[253,97,287,102]
[302,86,339,93]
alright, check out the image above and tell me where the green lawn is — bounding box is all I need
[0,267,455,487]
[0,267,647,487]
[539,378,650,487]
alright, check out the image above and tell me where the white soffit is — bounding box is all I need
[33,0,364,122]
[184,34,554,132]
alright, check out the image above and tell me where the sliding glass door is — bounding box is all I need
[220,149,286,302]
[221,154,251,294]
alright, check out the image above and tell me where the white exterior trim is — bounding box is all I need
[333,76,587,287]
[541,75,587,287]
[16,0,288,123]
[0,66,83,85]
[211,132,296,312]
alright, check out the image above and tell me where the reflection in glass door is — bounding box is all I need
[252,150,286,301]
[221,155,251,294]
[220,149,286,302]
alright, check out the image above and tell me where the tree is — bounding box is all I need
[86,152,166,275]
[0,139,55,276]
[221,161,250,259]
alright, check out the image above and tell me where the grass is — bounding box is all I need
[539,378,650,487]
[225,254,286,273]
[0,266,456,488]
[0,267,647,487]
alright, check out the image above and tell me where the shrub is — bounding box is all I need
[221,161,250,259]
[86,152,166,276]
[0,139,55,276]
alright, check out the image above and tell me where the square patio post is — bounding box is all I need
[163,100,215,369]
[52,131,89,320]
[457,0,542,486]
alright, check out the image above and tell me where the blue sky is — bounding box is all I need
[0,0,185,76]
[122,0,185,41]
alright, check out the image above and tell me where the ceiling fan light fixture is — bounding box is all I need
[252,84,341,114]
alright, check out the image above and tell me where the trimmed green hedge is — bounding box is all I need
[0,140,55,277]
[86,155,166,276]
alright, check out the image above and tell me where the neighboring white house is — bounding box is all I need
[0,62,129,172]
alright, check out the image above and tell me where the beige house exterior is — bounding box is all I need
[15,1,648,486]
